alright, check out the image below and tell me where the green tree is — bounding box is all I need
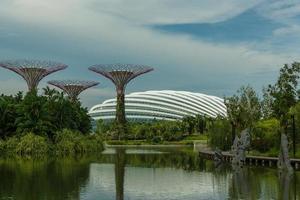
[261,87,274,119]
[0,94,22,138]
[15,90,54,137]
[267,62,300,132]
[182,116,195,135]
[225,85,261,137]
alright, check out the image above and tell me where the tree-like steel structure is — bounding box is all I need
[48,80,99,102]
[0,59,67,91]
[89,64,153,137]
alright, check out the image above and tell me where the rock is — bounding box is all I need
[278,133,293,172]
[231,128,250,166]
[213,148,223,165]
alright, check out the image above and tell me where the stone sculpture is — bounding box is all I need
[213,148,223,166]
[231,128,250,166]
[278,133,293,172]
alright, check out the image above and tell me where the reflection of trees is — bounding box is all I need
[118,152,212,172]
[278,170,291,200]
[115,148,126,200]
[278,170,300,200]
[0,157,91,200]
[227,167,300,200]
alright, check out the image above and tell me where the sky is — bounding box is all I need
[0,0,300,108]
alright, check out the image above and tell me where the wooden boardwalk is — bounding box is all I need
[195,144,300,170]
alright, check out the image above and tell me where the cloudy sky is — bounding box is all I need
[0,0,300,108]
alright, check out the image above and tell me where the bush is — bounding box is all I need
[0,139,5,153]
[251,118,280,153]
[4,137,20,154]
[15,133,49,155]
[55,129,104,155]
[208,118,232,151]
[151,136,163,144]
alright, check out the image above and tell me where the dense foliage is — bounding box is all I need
[267,62,300,129]
[0,87,103,156]
[0,87,91,140]
[96,115,209,143]
[96,62,300,156]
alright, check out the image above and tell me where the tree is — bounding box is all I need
[182,116,195,135]
[195,114,206,134]
[225,85,261,137]
[261,87,274,119]
[15,90,54,137]
[267,62,300,132]
[0,87,92,140]
[0,94,22,138]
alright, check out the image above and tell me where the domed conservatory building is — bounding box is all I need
[89,90,227,122]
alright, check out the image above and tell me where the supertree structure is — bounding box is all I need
[48,80,99,101]
[89,64,153,136]
[0,59,67,91]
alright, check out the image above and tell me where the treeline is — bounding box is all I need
[96,115,211,143]
[97,62,300,157]
[0,87,103,156]
[206,62,300,156]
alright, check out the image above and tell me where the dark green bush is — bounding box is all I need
[208,118,232,151]
[251,118,280,152]
[3,137,19,153]
[151,136,163,144]
[55,129,104,155]
[0,139,4,153]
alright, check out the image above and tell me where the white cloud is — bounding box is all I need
[0,0,297,107]
[257,1,300,22]
[87,0,262,24]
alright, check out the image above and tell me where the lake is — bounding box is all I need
[0,147,299,200]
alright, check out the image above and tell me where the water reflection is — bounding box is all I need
[0,157,91,199]
[0,148,299,200]
[115,149,125,200]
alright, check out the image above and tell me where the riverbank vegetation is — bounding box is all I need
[0,88,104,156]
[97,62,300,158]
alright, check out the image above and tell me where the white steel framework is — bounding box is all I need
[89,90,226,121]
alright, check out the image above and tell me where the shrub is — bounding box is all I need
[251,118,280,153]
[15,133,49,155]
[208,118,232,151]
[4,137,20,154]
[55,129,104,155]
[151,136,163,144]
[0,139,5,153]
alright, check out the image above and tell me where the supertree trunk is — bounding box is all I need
[89,64,153,139]
[116,89,127,139]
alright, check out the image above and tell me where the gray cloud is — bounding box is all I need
[0,0,297,108]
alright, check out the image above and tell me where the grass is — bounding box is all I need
[106,140,195,146]
[183,134,208,141]
[247,146,300,159]
[105,134,208,146]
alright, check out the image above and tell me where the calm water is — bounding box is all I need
[0,147,299,200]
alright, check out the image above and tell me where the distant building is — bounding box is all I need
[89,90,227,122]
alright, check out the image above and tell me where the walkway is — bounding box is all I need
[194,143,300,169]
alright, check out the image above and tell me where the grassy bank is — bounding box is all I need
[105,134,208,146]
[0,129,104,157]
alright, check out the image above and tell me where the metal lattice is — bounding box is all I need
[0,59,67,91]
[88,64,153,94]
[48,80,99,101]
[89,63,154,135]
